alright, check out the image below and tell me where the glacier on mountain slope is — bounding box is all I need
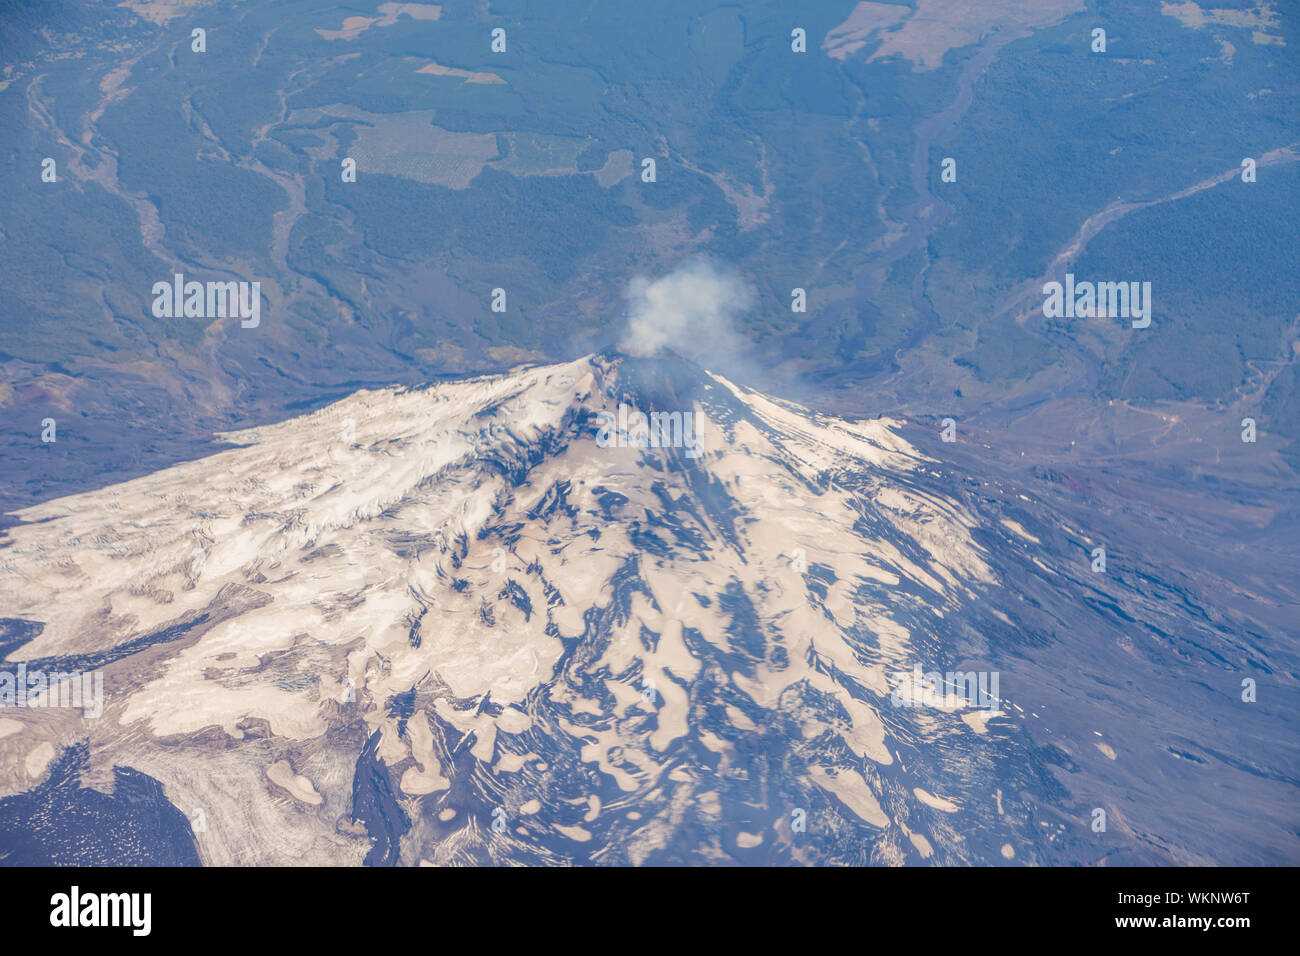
[3,351,1261,865]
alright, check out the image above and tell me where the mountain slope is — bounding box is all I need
[0,352,1293,865]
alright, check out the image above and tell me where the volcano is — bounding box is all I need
[0,352,1292,865]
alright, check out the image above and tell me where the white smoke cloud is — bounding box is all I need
[620,259,754,358]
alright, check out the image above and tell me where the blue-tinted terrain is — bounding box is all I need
[0,1,1296,866]
[0,744,200,865]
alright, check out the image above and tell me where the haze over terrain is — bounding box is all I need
[0,0,1295,865]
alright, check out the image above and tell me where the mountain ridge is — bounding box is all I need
[0,352,1292,865]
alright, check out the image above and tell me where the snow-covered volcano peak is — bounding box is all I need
[1,353,1017,865]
